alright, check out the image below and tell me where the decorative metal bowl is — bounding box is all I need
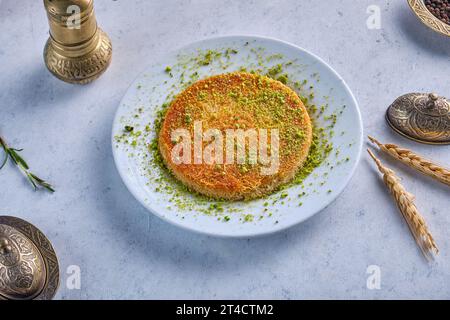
[408,0,450,37]
[386,93,450,145]
[0,216,59,300]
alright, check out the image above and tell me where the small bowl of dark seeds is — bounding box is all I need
[408,0,450,37]
[425,0,450,24]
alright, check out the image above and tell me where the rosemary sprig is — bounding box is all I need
[0,135,55,192]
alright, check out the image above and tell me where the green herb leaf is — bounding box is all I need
[29,172,44,183]
[43,184,55,193]
[26,172,38,190]
[29,172,55,193]
[0,154,7,170]
[8,148,29,169]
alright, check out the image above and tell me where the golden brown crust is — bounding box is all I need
[158,72,312,200]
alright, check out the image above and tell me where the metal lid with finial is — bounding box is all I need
[386,92,450,145]
[0,216,59,300]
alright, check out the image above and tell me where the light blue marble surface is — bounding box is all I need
[0,0,449,299]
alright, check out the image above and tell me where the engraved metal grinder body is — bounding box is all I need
[43,0,112,84]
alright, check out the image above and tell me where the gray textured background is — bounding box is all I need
[0,0,449,299]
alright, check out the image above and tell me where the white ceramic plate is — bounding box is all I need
[112,35,363,237]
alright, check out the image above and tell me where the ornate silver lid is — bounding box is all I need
[386,93,450,145]
[0,216,59,300]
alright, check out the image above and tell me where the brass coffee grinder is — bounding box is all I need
[43,0,112,84]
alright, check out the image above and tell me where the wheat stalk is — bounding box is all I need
[368,136,450,187]
[367,149,438,261]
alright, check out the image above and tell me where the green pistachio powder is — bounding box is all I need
[115,43,352,223]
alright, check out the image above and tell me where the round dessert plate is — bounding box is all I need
[112,35,363,237]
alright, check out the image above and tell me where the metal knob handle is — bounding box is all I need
[427,93,439,109]
[0,237,12,255]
